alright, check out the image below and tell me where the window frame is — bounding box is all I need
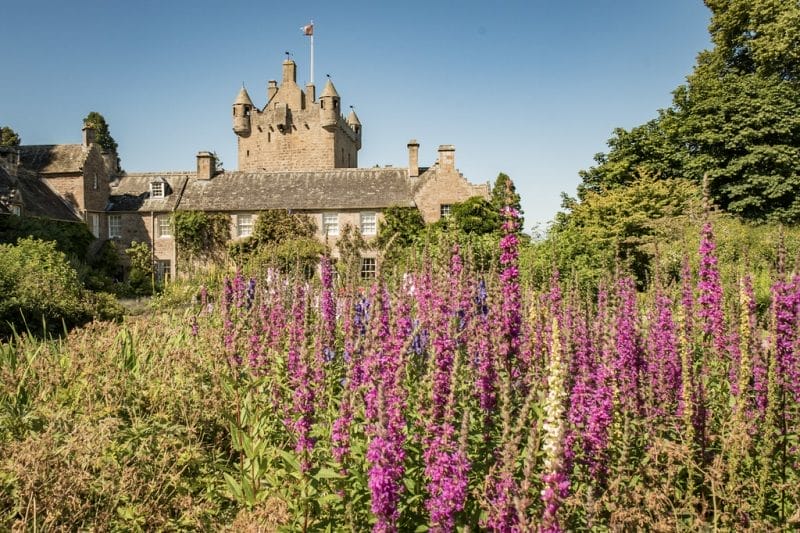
[155,259,171,283]
[360,257,376,279]
[108,214,122,239]
[236,213,254,238]
[150,181,165,198]
[440,204,452,218]
[360,212,377,236]
[322,212,339,237]
[156,213,172,238]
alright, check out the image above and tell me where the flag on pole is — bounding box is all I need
[301,22,314,36]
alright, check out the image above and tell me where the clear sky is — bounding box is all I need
[1,0,711,233]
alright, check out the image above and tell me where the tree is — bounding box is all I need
[491,173,523,222]
[83,111,118,153]
[577,0,800,222]
[449,196,500,235]
[0,126,20,147]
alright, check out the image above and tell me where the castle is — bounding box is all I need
[0,58,489,281]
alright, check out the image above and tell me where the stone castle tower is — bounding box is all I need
[232,59,361,171]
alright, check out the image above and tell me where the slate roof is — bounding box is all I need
[19,144,89,174]
[178,168,416,211]
[107,173,189,212]
[13,170,81,221]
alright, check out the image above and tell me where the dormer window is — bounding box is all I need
[151,181,165,198]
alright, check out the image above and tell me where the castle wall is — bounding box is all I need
[238,106,359,171]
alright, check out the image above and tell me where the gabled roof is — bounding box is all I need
[14,170,81,221]
[107,173,189,212]
[19,144,89,174]
[178,168,415,211]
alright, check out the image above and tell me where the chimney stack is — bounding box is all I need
[197,151,216,180]
[437,144,455,171]
[267,80,278,103]
[82,125,96,147]
[407,139,419,178]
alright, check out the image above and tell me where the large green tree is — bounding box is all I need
[578,0,800,222]
[83,111,118,153]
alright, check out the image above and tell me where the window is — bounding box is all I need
[360,212,376,236]
[360,257,376,279]
[440,204,452,218]
[150,181,165,198]
[322,213,339,236]
[11,205,21,216]
[90,213,100,238]
[237,213,253,237]
[155,260,171,284]
[108,214,122,238]
[156,214,172,238]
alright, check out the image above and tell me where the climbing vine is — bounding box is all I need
[172,211,230,263]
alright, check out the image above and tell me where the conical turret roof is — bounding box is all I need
[320,79,339,98]
[346,109,361,126]
[234,86,254,106]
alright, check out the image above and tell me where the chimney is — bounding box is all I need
[267,80,278,103]
[197,151,216,180]
[407,139,419,178]
[437,144,455,171]
[305,82,316,103]
[82,124,96,147]
[282,59,297,84]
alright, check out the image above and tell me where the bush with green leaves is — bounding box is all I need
[0,238,122,336]
[172,211,230,266]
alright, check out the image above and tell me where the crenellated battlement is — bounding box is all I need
[233,59,361,171]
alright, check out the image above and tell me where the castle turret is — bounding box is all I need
[232,86,254,137]
[319,78,340,129]
[347,108,362,150]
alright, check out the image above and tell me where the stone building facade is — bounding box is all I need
[6,57,489,281]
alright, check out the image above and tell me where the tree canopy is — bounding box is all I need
[577,0,800,222]
[83,111,118,154]
[0,126,20,147]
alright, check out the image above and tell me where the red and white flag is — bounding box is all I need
[301,23,313,36]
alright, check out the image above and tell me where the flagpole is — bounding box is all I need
[310,31,314,85]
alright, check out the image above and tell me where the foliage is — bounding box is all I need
[0,215,93,259]
[0,126,20,147]
[0,238,121,337]
[537,176,704,289]
[172,210,230,264]
[83,111,118,154]
[125,241,154,296]
[3,221,800,529]
[337,223,369,285]
[448,196,500,235]
[491,172,523,228]
[577,0,800,222]
[244,237,325,278]
[375,206,425,251]
[251,209,316,245]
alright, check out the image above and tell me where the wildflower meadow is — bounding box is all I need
[2,207,799,530]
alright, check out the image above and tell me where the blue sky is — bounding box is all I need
[1,0,711,233]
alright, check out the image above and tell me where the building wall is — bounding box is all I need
[413,167,491,223]
[111,211,176,279]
